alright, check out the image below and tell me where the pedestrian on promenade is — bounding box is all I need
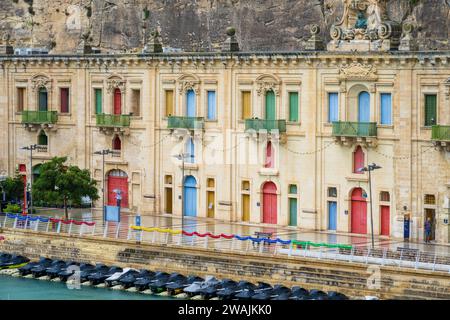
[424,217,432,243]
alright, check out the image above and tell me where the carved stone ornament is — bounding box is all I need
[339,63,377,81]
[106,78,126,93]
[31,75,52,92]
[256,80,280,96]
[178,80,200,95]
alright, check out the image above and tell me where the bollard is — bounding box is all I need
[34,220,39,232]
[103,222,108,238]
[115,223,121,239]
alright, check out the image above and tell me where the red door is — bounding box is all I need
[107,176,128,208]
[380,206,390,236]
[262,182,277,224]
[351,188,367,234]
[114,89,122,115]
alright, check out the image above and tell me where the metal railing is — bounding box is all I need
[431,125,450,141]
[96,114,131,127]
[332,121,377,137]
[1,214,449,274]
[245,119,287,133]
[167,116,204,130]
[21,111,58,124]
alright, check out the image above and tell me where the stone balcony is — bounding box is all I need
[244,119,287,144]
[21,110,58,131]
[96,114,130,135]
[432,125,450,152]
[167,116,204,130]
[332,121,378,147]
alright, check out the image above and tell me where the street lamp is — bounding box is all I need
[94,149,120,222]
[173,153,190,217]
[359,163,382,249]
[21,144,39,214]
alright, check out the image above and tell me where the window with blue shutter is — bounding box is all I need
[380,93,392,125]
[207,91,216,120]
[328,92,339,123]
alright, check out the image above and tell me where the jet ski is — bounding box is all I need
[200,279,237,300]
[105,268,139,287]
[217,280,256,300]
[289,287,310,300]
[0,255,30,269]
[149,272,185,294]
[31,259,57,278]
[80,264,108,283]
[0,253,12,264]
[254,285,290,300]
[309,289,328,300]
[134,271,169,292]
[327,291,348,300]
[58,263,94,282]
[88,266,123,286]
[166,275,204,296]
[19,257,52,276]
[119,269,154,289]
[184,276,220,298]
[235,282,272,300]
[46,261,78,279]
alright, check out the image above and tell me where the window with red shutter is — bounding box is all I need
[353,146,365,174]
[60,88,69,113]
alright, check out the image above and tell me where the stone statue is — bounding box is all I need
[355,11,367,29]
[366,0,385,31]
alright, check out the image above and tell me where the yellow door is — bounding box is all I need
[242,194,250,222]
[165,187,173,214]
[207,191,215,218]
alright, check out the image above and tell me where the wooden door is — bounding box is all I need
[351,188,367,234]
[107,176,128,208]
[380,205,390,236]
[289,198,297,227]
[265,91,275,120]
[183,176,197,217]
[207,191,215,218]
[328,201,337,231]
[165,187,173,214]
[242,194,250,222]
[113,88,122,115]
[262,182,277,224]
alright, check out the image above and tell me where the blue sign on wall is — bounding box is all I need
[105,206,120,222]
[135,215,141,227]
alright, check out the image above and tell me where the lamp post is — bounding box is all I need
[94,149,119,222]
[21,144,38,214]
[173,153,190,217]
[360,163,382,249]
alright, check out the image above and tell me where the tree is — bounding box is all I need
[32,157,99,219]
[0,173,25,203]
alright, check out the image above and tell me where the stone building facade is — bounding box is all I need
[0,0,449,243]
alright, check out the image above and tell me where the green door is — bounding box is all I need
[289,198,297,226]
[265,90,276,120]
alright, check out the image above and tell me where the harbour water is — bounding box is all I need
[0,275,173,300]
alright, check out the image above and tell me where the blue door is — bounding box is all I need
[186,90,196,117]
[183,175,197,217]
[358,91,370,123]
[328,201,337,231]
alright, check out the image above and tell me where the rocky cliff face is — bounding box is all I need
[0,0,449,53]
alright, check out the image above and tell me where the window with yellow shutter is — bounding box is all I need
[165,90,174,117]
[241,91,251,120]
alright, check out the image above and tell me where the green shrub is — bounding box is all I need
[5,204,22,214]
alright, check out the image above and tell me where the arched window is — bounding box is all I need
[37,130,48,146]
[112,135,121,151]
[265,141,274,168]
[186,137,195,163]
[38,87,48,111]
[353,146,365,174]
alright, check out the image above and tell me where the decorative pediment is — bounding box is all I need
[31,75,52,92]
[178,80,200,95]
[106,76,126,93]
[339,63,377,81]
[255,75,281,96]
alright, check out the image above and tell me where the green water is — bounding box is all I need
[0,275,173,300]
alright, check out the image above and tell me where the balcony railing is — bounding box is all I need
[245,119,287,133]
[431,125,450,142]
[22,111,58,124]
[332,121,377,137]
[167,116,204,130]
[96,114,131,127]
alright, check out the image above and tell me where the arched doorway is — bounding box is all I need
[113,88,122,115]
[183,175,197,217]
[351,188,367,234]
[358,91,370,122]
[262,181,277,224]
[107,169,128,207]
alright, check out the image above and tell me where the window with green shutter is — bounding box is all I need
[424,94,437,127]
[289,92,299,122]
[95,89,102,114]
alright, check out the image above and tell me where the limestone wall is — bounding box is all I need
[0,228,449,299]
